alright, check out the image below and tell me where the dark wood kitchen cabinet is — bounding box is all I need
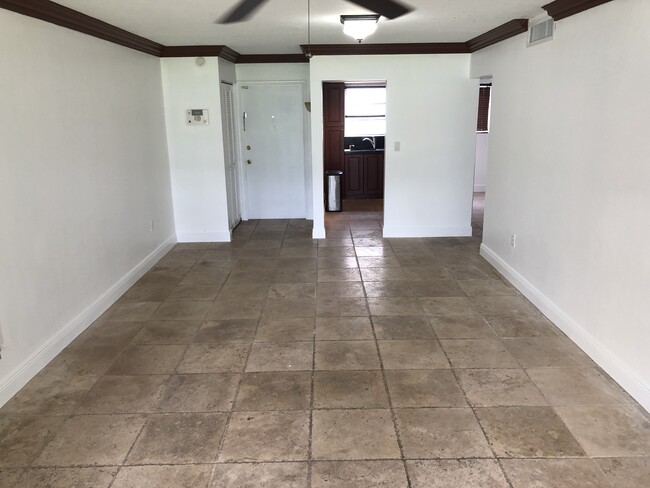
[323,82,345,172]
[344,152,384,199]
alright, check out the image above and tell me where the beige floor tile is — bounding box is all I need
[363,281,415,298]
[312,461,408,487]
[440,339,519,368]
[445,264,496,280]
[312,409,400,460]
[45,344,123,377]
[205,297,264,320]
[409,280,464,297]
[132,320,200,344]
[314,371,388,408]
[157,374,240,412]
[77,375,168,413]
[402,265,451,281]
[317,282,366,298]
[317,297,368,317]
[362,267,409,282]
[127,413,227,464]
[113,465,212,488]
[501,459,610,488]
[263,297,316,318]
[318,257,359,269]
[379,340,449,369]
[0,416,66,468]
[504,337,594,368]
[527,368,632,406]
[373,316,435,340]
[211,463,308,488]
[177,344,250,373]
[475,406,585,458]
[152,301,211,320]
[470,296,539,316]
[316,317,374,340]
[107,345,186,375]
[246,342,313,372]
[430,315,495,339]
[595,457,650,488]
[0,373,98,416]
[318,247,355,258]
[555,406,650,457]
[218,282,269,300]
[180,269,230,286]
[120,284,176,303]
[74,321,143,347]
[35,414,146,466]
[355,246,394,257]
[485,315,557,338]
[368,297,425,316]
[16,467,117,488]
[167,283,220,301]
[385,370,467,407]
[267,283,316,298]
[219,411,309,462]
[396,408,492,459]
[357,256,401,268]
[193,319,257,343]
[235,372,311,410]
[407,459,509,488]
[456,369,546,407]
[318,268,362,282]
[420,297,478,316]
[457,279,518,297]
[315,341,380,370]
[255,318,314,342]
[108,302,161,321]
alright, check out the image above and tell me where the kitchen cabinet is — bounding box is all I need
[323,82,345,172]
[344,152,384,199]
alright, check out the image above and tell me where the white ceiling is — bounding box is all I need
[54,0,549,54]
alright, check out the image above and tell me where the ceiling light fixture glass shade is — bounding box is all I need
[340,15,380,43]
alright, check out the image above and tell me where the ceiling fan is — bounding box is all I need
[218,0,413,24]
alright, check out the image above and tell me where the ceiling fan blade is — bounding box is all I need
[217,0,269,24]
[347,0,413,19]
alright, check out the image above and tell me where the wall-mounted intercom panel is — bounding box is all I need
[186,109,209,125]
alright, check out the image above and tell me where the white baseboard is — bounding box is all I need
[474,184,486,192]
[177,231,231,243]
[480,243,650,413]
[313,227,326,239]
[383,225,473,238]
[0,235,176,408]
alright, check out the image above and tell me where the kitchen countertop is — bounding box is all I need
[344,148,385,154]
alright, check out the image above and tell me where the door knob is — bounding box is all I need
[246,145,251,150]
[247,159,252,165]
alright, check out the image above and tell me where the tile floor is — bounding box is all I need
[1,200,649,487]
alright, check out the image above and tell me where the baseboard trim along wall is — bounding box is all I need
[480,243,650,413]
[474,184,486,192]
[383,226,473,238]
[177,231,232,243]
[0,235,177,408]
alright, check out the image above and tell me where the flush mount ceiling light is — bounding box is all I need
[340,14,380,43]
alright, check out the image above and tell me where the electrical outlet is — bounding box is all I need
[149,219,154,232]
[511,234,517,248]
[394,141,401,152]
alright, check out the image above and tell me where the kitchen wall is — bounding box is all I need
[161,57,231,242]
[236,63,313,220]
[309,55,478,238]
[471,0,650,410]
[0,11,175,406]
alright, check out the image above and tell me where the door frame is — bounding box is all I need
[234,80,310,221]
[220,81,242,231]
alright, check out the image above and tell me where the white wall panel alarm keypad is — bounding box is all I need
[187,109,209,125]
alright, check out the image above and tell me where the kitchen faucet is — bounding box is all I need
[362,137,376,149]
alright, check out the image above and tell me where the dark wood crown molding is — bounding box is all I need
[160,45,240,63]
[0,0,164,56]
[237,54,309,64]
[543,0,613,21]
[300,43,470,56]
[466,19,529,52]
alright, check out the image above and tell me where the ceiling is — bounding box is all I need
[53,0,549,54]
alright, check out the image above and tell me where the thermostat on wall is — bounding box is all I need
[187,109,209,125]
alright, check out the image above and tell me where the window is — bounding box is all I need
[477,84,491,133]
[345,86,386,137]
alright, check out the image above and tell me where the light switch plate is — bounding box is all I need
[394,141,401,151]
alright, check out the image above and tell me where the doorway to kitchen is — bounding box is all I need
[322,81,386,227]
[473,79,491,238]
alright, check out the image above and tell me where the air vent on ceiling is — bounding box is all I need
[528,18,555,47]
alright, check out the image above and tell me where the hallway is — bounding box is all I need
[1,216,649,487]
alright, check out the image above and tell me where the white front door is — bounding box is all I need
[239,83,306,219]
[221,83,241,230]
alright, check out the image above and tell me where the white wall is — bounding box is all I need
[161,57,231,242]
[236,63,313,219]
[470,0,650,411]
[0,11,175,406]
[474,133,488,192]
[309,55,478,238]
